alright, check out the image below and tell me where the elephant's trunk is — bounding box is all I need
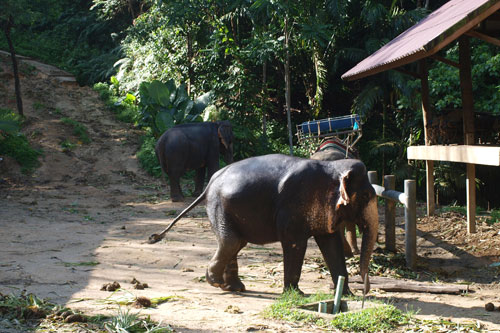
[359,197,378,293]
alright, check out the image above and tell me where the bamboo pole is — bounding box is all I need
[459,36,476,234]
[419,58,435,216]
[405,180,417,269]
[384,175,396,253]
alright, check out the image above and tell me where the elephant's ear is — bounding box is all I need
[217,122,233,149]
[336,170,351,209]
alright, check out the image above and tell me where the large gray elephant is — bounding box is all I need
[310,139,360,257]
[149,154,378,295]
[155,121,233,202]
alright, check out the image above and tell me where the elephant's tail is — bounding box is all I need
[148,189,208,244]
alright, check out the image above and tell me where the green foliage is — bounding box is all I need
[138,79,205,137]
[428,42,500,114]
[60,117,91,144]
[264,289,413,332]
[93,82,138,123]
[0,107,20,135]
[0,108,40,173]
[263,289,331,323]
[0,0,127,84]
[137,135,161,178]
[0,292,55,325]
[103,307,172,332]
[487,210,500,225]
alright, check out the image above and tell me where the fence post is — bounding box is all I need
[367,171,379,244]
[384,175,396,253]
[367,171,378,186]
[405,179,417,269]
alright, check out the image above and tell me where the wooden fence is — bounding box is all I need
[368,171,417,269]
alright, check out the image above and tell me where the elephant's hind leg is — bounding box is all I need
[206,233,246,292]
[193,167,206,196]
[222,242,247,292]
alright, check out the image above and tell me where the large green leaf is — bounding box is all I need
[165,80,177,103]
[155,111,175,134]
[139,81,152,104]
[148,80,171,107]
[193,91,213,115]
[177,99,194,117]
[173,84,189,107]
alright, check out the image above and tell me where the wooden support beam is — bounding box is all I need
[394,68,421,79]
[430,54,460,68]
[466,30,500,47]
[384,175,396,253]
[407,145,500,166]
[420,58,435,216]
[459,36,476,234]
[348,276,470,294]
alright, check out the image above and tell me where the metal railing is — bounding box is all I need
[368,171,417,269]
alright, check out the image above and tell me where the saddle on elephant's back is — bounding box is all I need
[316,138,358,159]
[297,114,362,158]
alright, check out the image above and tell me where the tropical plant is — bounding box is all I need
[138,79,211,137]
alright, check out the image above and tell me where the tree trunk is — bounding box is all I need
[4,15,23,116]
[128,0,136,19]
[186,30,193,96]
[262,61,267,139]
[284,16,293,156]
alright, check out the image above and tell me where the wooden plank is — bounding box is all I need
[430,54,460,68]
[384,175,396,253]
[407,145,500,166]
[466,30,500,47]
[459,35,477,234]
[420,58,436,216]
[426,161,435,216]
[346,276,470,294]
[466,164,477,233]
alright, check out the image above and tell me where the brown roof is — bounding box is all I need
[342,0,500,81]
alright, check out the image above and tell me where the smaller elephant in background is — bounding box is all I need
[155,121,234,202]
[310,138,360,257]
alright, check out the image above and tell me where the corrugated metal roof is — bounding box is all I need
[342,0,500,81]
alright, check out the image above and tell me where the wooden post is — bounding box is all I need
[384,175,396,253]
[420,58,435,216]
[405,179,417,269]
[368,171,378,186]
[368,170,380,244]
[459,36,476,234]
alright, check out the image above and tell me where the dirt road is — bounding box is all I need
[1,53,500,332]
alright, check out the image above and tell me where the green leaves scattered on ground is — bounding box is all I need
[60,117,91,144]
[0,292,173,332]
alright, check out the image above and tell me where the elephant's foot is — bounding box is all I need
[282,284,304,296]
[206,269,224,288]
[343,242,354,258]
[171,194,184,202]
[221,279,246,292]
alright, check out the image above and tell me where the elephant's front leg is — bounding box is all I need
[281,238,308,294]
[193,167,206,197]
[314,232,350,295]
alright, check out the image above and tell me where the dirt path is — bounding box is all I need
[1,53,500,332]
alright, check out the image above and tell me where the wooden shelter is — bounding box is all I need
[342,0,500,233]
